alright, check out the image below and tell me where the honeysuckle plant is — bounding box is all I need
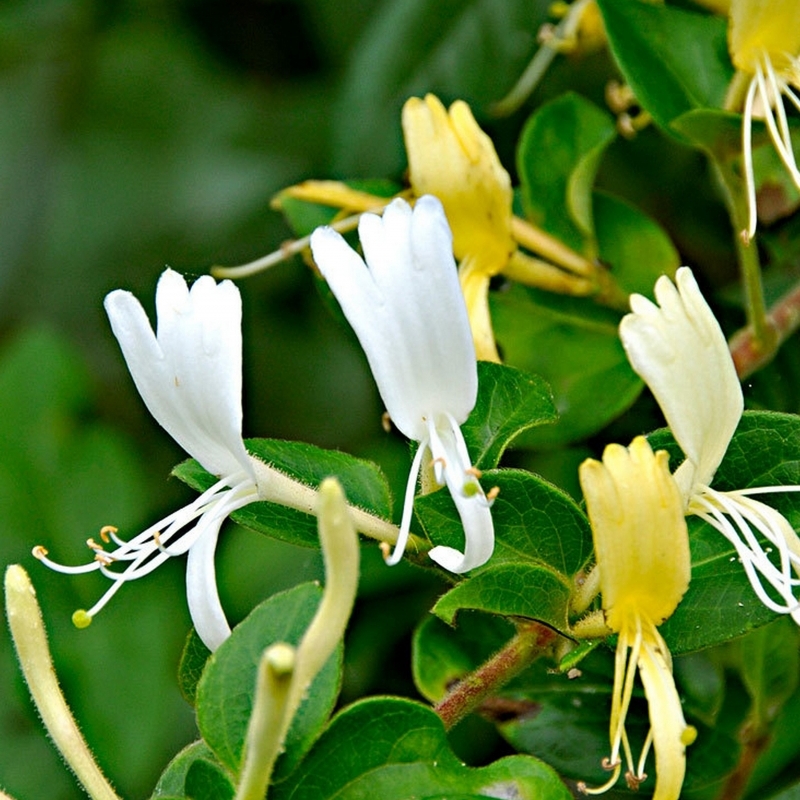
[8,3,800,800]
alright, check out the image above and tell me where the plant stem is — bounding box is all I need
[434,620,558,730]
[730,278,800,377]
[711,159,776,356]
[715,726,769,800]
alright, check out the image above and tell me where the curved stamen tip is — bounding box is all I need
[577,759,622,795]
[486,486,500,503]
[99,525,118,543]
[625,770,646,790]
[72,609,93,629]
[379,541,392,562]
[32,545,48,559]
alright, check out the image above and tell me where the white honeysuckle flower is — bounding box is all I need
[620,266,800,622]
[309,195,495,574]
[34,269,260,651]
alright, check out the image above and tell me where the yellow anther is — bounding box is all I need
[86,538,104,551]
[93,553,113,567]
[379,541,392,561]
[381,412,392,433]
[72,610,92,629]
[31,545,48,559]
[465,466,483,478]
[431,456,447,471]
[99,525,117,543]
[486,486,501,502]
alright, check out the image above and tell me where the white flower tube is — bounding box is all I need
[35,269,260,651]
[310,196,494,573]
[620,267,800,622]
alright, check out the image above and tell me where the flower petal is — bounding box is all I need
[186,519,230,652]
[637,625,695,800]
[105,269,252,480]
[427,415,494,573]
[310,196,477,442]
[619,267,742,497]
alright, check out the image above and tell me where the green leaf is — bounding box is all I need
[178,629,212,707]
[331,0,545,176]
[151,741,218,799]
[184,759,235,800]
[517,92,616,255]
[671,108,748,162]
[196,584,341,783]
[491,285,637,445]
[433,563,573,633]
[174,438,392,548]
[270,697,572,800]
[415,468,593,578]
[650,412,800,652]
[499,647,740,795]
[494,188,680,444]
[461,361,557,470]
[596,0,733,138]
[592,190,680,297]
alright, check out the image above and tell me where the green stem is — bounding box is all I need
[434,621,557,730]
[711,159,775,355]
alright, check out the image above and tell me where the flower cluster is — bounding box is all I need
[34,199,497,651]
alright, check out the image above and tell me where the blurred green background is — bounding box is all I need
[2,1,788,798]
[0,1,554,797]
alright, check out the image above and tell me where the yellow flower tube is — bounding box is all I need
[578,437,695,799]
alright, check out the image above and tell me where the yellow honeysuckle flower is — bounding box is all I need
[578,436,695,799]
[727,0,800,242]
[402,94,597,361]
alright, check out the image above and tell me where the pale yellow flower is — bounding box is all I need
[578,437,695,799]
[727,0,800,241]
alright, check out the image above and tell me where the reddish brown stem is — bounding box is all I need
[730,280,800,379]
[716,727,769,800]
[434,620,557,730]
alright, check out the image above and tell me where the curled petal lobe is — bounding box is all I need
[620,267,742,496]
[426,416,495,574]
[637,624,695,800]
